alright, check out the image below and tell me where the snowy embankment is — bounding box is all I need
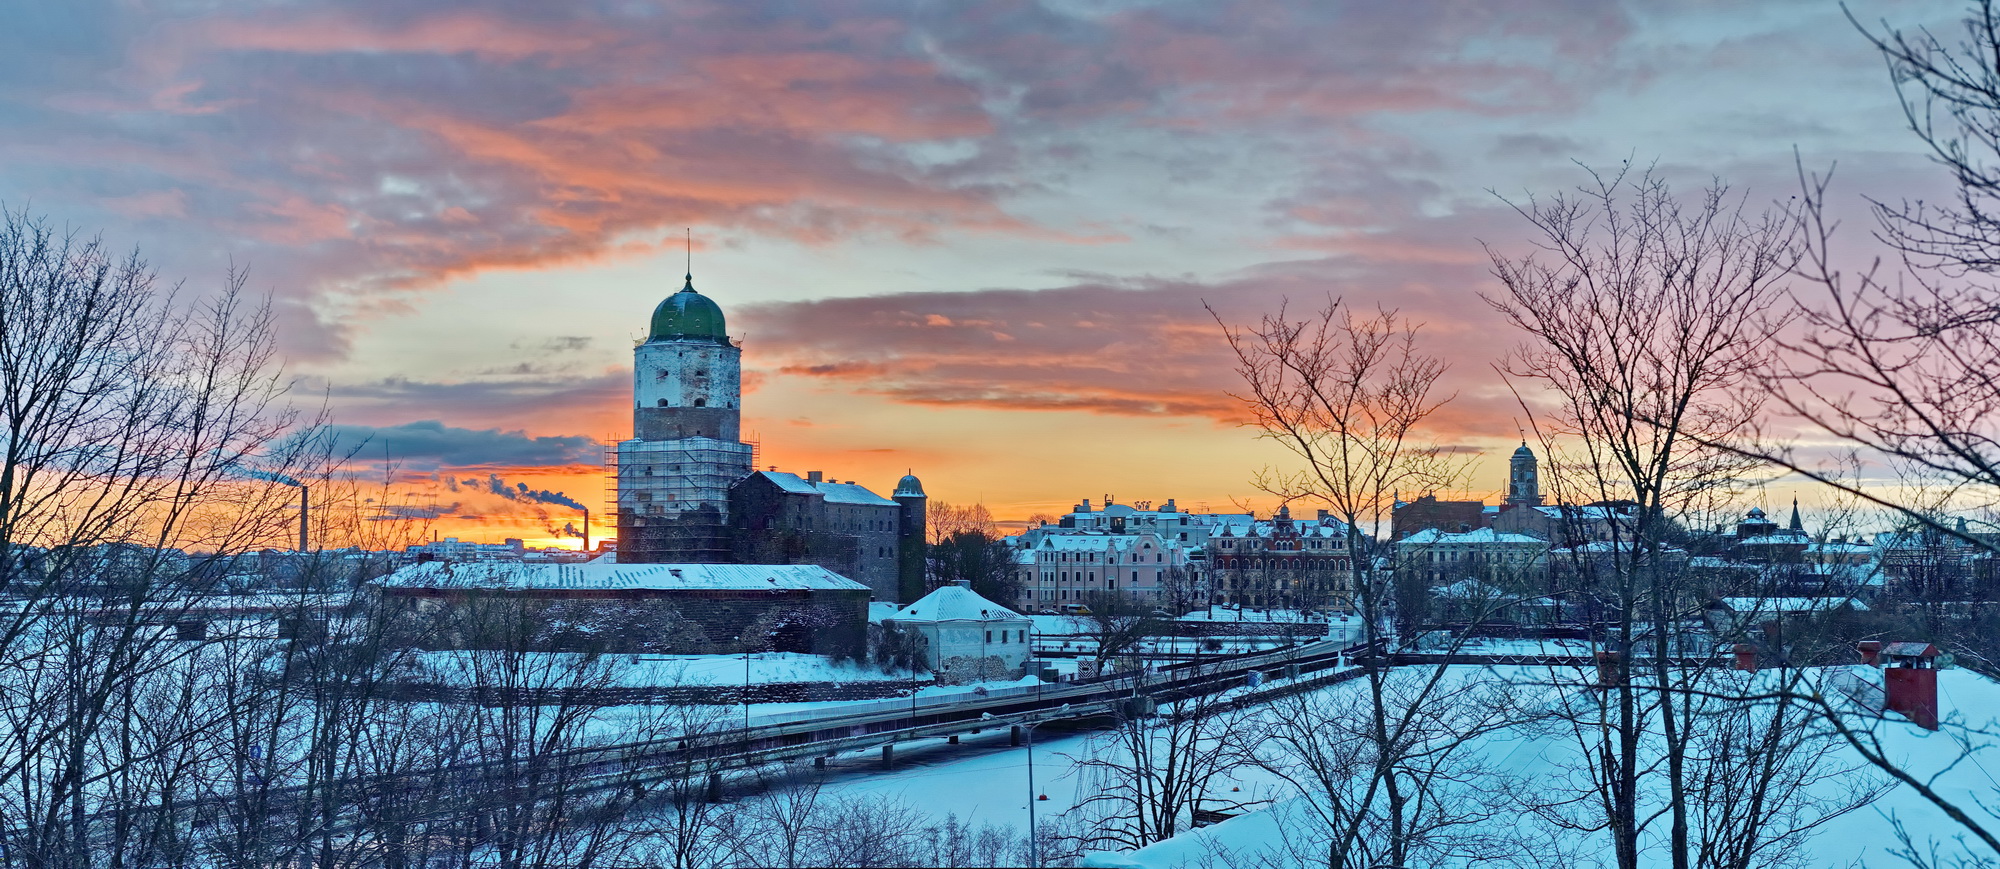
[781,659,2000,868]
[1107,666,2000,869]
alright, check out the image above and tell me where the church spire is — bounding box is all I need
[1788,498,1804,533]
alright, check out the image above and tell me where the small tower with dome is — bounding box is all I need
[1506,442,1543,507]
[893,472,928,603]
[616,272,755,563]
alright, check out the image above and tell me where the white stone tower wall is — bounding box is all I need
[634,341,741,411]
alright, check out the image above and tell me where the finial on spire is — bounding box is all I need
[679,228,695,292]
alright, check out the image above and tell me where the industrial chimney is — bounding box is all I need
[582,507,591,554]
[299,485,310,552]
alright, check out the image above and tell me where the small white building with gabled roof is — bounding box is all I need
[882,581,1031,684]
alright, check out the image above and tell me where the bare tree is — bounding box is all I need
[0,210,329,868]
[1248,668,1528,869]
[1483,164,1899,869]
[1657,6,2000,862]
[925,501,1022,603]
[1072,590,1162,676]
[1215,297,1514,868]
[1065,660,1259,851]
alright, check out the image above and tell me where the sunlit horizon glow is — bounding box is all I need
[0,0,1965,547]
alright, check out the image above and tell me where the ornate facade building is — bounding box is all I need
[1203,506,1355,612]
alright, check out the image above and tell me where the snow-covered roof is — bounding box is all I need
[1211,519,1350,539]
[887,583,1028,623]
[754,471,898,507]
[1399,527,1546,546]
[818,482,896,507]
[1718,596,1869,613]
[757,471,823,495]
[373,560,868,593]
[1039,534,1161,552]
[1738,533,1809,547]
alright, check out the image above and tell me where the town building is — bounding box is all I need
[881,580,1031,683]
[1396,527,1550,585]
[1204,506,1354,611]
[1391,495,1492,541]
[1491,502,1635,546]
[1021,531,1189,611]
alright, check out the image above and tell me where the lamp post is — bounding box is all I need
[1023,717,1044,868]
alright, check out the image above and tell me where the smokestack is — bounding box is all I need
[299,485,310,552]
[583,507,591,554]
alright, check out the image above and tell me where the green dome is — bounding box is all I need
[649,274,728,343]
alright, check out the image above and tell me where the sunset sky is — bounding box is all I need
[0,0,1960,546]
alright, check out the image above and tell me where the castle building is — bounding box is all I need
[615,271,927,602]
[729,469,928,602]
[616,273,755,563]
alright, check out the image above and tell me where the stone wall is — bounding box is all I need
[379,586,868,659]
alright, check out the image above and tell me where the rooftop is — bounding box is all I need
[888,583,1027,622]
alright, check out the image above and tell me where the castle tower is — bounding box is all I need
[1507,442,1543,507]
[616,273,754,563]
[894,472,928,604]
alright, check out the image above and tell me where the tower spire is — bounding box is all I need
[683,228,693,291]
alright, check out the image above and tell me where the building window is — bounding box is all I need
[657,399,668,407]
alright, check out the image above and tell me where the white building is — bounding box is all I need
[1397,527,1550,584]
[883,581,1031,684]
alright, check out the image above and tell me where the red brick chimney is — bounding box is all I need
[1882,642,1942,731]
[1857,640,1882,666]
[1733,643,1758,672]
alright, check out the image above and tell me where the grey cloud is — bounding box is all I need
[325,420,599,469]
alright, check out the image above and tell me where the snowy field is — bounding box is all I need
[1110,667,2000,868]
[778,663,2000,868]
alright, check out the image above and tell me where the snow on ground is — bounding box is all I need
[699,657,2000,869]
[1106,666,2000,868]
[803,721,1291,854]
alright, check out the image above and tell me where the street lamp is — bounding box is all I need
[739,638,753,736]
[1022,717,1048,868]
